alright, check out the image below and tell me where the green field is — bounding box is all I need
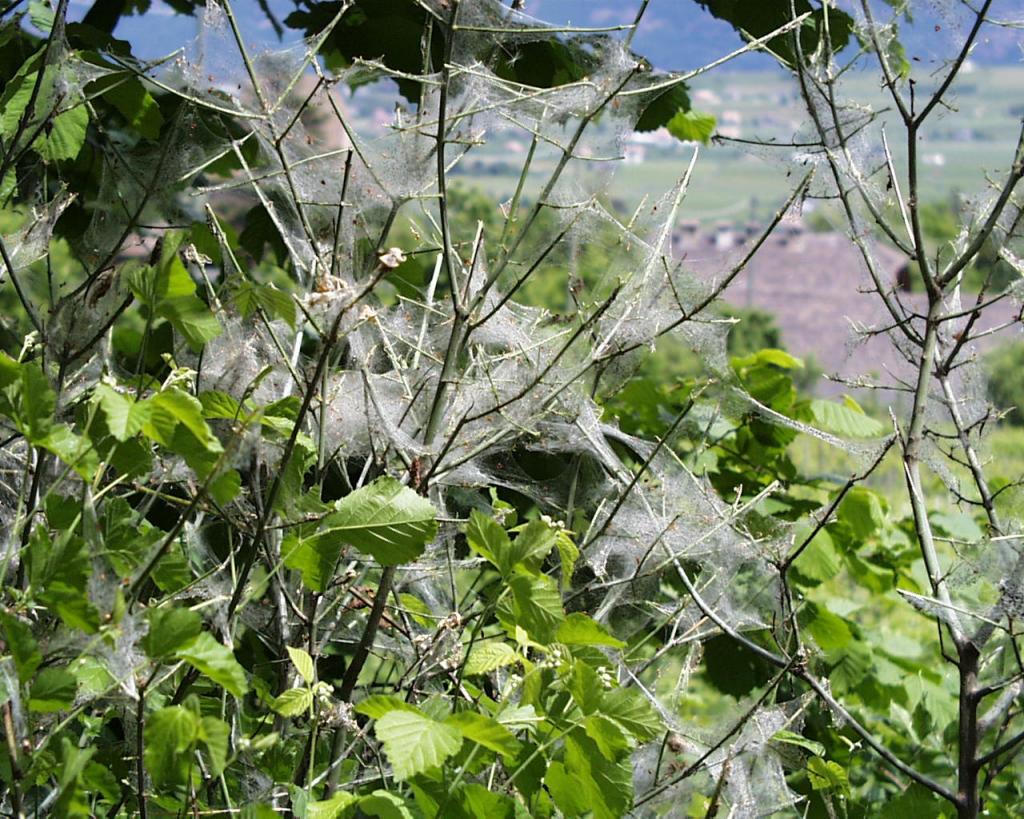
[445,65,1024,220]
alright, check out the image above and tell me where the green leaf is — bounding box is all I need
[95,73,164,140]
[496,704,540,736]
[772,729,824,756]
[126,232,222,350]
[94,383,153,441]
[288,645,315,685]
[583,714,632,760]
[509,519,558,572]
[0,612,41,683]
[635,84,692,133]
[35,102,88,162]
[282,531,340,593]
[323,476,438,566]
[790,526,840,586]
[463,641,519,676]
[29,667,77,712]
[176,632,248,697]
[359,790,415,819]
[144,388,219,449]
[828,640,873,694]
[556,613,625,649]
[29,0,54,32]
[548,732,633,819]
[837,487,886,541]
[374,708,463,780]
[144,706,199,789]
[807,757,851,795]
[879,783,949,818]
[143,607,202,658]
[464,509,509,570]
[556,530,579,590]
[0,353,55,444]
[199,716,230,777]
[27,527,100,633]
[733,348,804,371]
[273,687,314,717]
[200,390,244,420]
[355,694,420,720]
[810,398,884,438]
[40,424,99,480]
[1,166,16,202]
[665,109,716,144]
[545,761,588,817]
[445,711,521,756]
[306,792,359,819]
[504,573,564,644]
[694,1,854,68]
[599,687,663,742]
[458,784,518,819]
[803,602,852,653]
[234,281,296,329]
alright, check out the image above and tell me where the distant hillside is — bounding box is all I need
[527,0,1023,70]
[92,1,1022,68]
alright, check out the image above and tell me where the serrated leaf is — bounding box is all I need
[35,101,88,162]
[807,757,850,795]
[509,519,557,572]
[548,733,633,819]
[374,709,463,781]
[496,704,540,736]
[176,632,247,698]
[457,784,518,819]
[583,714,632,760]
[463,641,519,675]
[144,706,198,789]
[360,790,415,819]
[27,527,100,633]
[145,388,220,451]
[837,487,886,541]
[323,477,438,566]
[556,530,579,589]
[599,687,662,742]
[199,716,230,777]
[810,398,884,438]
[0,353,55,444]
[287,645,315,684]
[790,527,840,586]
[505,573,564,645]
[0,612,41,683]
[635,84,692,132]
[274,687,314,717]
[200,390,243,420]
[127,231,222,350]
[465,509,509,570]
[29,667,77,712]
[666,109,716,144]
[306,791,359,819]
[143,607,201,658]
[355,694,420,720]
[282,531,339,593]
[556,613,625,649]
[94,383,153,441]
[95,73,164,140]
[234,281,296,329]
[804,602,852,653]
[29,0,54,32]
[772,729,824,756]
[445,711,521,756]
